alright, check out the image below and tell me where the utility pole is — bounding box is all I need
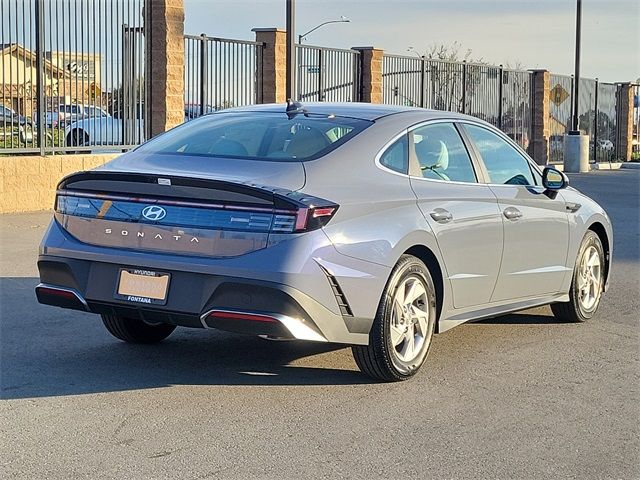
[571,0,582,132]
[564,0,589,173]
[286,0,296,100]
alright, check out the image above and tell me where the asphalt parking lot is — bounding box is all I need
[1,169,638,479]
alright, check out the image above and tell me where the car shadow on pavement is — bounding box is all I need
[0,277,375,400]
[477,311,571,325]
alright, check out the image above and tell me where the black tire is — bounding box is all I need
[551,230,605,322]
[65,129,89,154]
[101,314,176,344]
[352,254,437,382]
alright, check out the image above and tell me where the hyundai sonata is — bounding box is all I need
[36,102,612,381]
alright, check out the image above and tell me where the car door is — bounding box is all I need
[408,121,503,309]
[461,123,570,302]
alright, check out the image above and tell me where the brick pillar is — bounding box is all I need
[530,70,551,165]
[352,47,383,104]
[616,83,634,161]
[252,28,287,103]
[144,0,185,138]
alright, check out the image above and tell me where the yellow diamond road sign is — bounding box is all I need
[550,84,569,106]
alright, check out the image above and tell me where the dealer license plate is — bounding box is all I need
[115,269,170,305]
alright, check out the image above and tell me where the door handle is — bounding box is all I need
[503,206,523,221]
[430,208,453,224]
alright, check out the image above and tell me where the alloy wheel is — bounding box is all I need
[578,245,602,312]
[390,275,430,364]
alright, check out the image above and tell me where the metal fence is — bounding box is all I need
[548,74,574,164]
[548,74,619,163]
[382,54,532,150]
[0,0,145,154]
[295,45,360,102]
[184,34,263,120]
[634,84,640,159]
[595,82,617,162]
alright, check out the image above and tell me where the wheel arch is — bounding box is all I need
[66,127,89,146]
[403,244,445,331]
[587,221,611,289]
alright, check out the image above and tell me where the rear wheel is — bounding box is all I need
[101,314,176,344]
[352,255,437,382]
[65,129,89,154]
[551,230,605,322]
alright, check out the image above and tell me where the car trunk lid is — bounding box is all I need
[99,152,306,191]
[53,166,337,259]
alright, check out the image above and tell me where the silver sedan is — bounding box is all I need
[37,102,612,381]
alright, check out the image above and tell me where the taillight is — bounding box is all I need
[293,205,338,232]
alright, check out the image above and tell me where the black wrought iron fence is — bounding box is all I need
[634,84,640,160]
[594,82,617,162]
[548,74,573,163]
[548,74,619,163]
[501,69,533,150]
[383,54,532,151]
[184,34,263,120]
[295,44,360,102]
[0,0,145,154]
[382,55,422,106]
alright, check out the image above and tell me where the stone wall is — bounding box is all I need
[145,0,185,138]
[0,154,119,214]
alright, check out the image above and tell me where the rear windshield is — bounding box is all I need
[136,112,372,161]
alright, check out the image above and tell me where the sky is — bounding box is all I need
[184,0,639,83]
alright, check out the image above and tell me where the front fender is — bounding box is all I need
[561,189,613,291]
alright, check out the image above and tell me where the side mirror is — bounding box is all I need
[542,166,568,191]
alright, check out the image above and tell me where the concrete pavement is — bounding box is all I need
[1,170,638,479]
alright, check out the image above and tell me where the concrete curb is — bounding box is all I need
[620,162,640,170]
[592,162,623,170]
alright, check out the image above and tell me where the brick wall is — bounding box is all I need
[0,154,119,214]
[353,47,384,104]
[145,0,185,138]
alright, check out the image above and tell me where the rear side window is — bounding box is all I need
[136,112,373,161]
[379,135,408,173]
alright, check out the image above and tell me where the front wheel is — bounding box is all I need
[101,314,176,344]
[352,255,437,382]
[551,230,605,322]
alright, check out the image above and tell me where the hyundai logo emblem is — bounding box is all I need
[141,205,167,221]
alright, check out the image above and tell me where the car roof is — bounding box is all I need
[223,102,473,122]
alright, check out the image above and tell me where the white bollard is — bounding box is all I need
[563,133,590,173]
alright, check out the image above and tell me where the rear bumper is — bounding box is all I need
[35,263,328,343]
[37,219,389,345]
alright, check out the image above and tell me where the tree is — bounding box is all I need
[109,77,144,119]
[419,42,486,113]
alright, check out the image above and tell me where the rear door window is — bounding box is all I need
[411,123,477,183]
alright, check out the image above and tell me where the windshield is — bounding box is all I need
[136,112,373,161]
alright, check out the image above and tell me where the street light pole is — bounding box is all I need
[564,0,589,173]
[572,0,582,132]
[286,0,296,101]
[298,17,350,44]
